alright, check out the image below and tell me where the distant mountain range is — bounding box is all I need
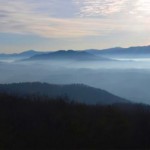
[0,82,130,105]
[86,45,150,58]
[26,50,111,61]
[0,45,150,61]
[0,50,46,59]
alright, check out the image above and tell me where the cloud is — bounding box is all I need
[136,0,150,15]
[0,0,86,38]
[130,0,150,18]
[0,0,128,38]
[0,0,149,39]
[74,0,127,17]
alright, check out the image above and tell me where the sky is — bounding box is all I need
[0,0,150,53]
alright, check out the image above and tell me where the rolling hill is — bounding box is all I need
[86,45,150,58]
[1,45,150,61]
[0,82,130,105]
[26,50,111,61]
[0,50,46,60]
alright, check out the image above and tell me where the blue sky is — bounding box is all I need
[0,0,150,53]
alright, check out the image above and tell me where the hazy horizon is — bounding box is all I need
[0,0,150,104]
[1,1,150,148]
[1,44,150,54]
[0,0,150,53]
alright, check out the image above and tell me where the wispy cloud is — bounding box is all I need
[0,0,87,38]
[0,0,149,39]
[0,0,128,38]
[74,0,127,17]
[136,0,150,15]
[130,0,150,18]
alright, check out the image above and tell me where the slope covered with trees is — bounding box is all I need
[0,93,150,149]
[0,82,130,105]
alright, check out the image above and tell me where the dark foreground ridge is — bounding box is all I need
[0,82,130,105]
[0,93,150,149]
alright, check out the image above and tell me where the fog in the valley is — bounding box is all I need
[1,58,150,104]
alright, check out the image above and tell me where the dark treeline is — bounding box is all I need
[0,93,150,149]
[0,82,129,105]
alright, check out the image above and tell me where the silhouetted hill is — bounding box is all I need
[0,50,46,59]
[27,50,111,61]
[1,45,150,61]
[17,50,43,57]
[86,47,123,55]
[0,82,130,105]
[86,45,150,58]
[0,93,150,149]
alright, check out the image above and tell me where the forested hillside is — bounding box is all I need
[0,82,130,104]
[0,93,150,149]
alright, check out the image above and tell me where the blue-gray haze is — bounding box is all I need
[1,52,150,104]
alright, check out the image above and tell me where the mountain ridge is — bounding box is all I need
[0,50,47,59]
[25,50,111,61]
[0,82,130,105]
[86,45,150,58]
[1,45,150,60]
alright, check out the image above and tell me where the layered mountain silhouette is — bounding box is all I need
[1,45,150,61]
[86,45,150,58]
[16,50,44,58]
[0,50,46,59]
[26,50,111,61]
[0,82,130,105]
